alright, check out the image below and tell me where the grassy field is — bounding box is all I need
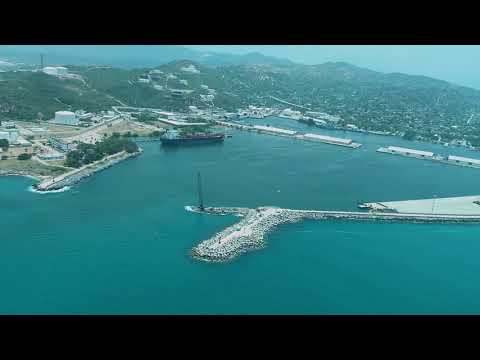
[97,120,157,137]
[0,159,66,178]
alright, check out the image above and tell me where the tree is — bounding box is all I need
[64,150,83,168]
[402,130,416,141]
[17,153,32,160]
[0,139,8,151]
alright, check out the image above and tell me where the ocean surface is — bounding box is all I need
[3,117,480,314]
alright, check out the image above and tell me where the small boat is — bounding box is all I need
[357,201,371,209]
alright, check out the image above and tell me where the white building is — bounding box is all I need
[43,66,59,75]
[303,133,352,145]
[447,155,480,167]
[42,66,68,76]
[279,108,302,120]
[386,146,434,158]
[0,129,19,143]
[253,125,297,136]
[54,111,78,125]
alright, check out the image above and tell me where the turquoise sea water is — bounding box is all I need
[2,117,480,314]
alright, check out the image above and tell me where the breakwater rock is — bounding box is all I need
[189,206,480,262]
[190,207,304,262]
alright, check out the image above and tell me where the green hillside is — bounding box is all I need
[0,71,116,121]
[3,60,480,144]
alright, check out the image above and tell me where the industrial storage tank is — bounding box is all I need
[54,111,78,125]
[43,66,58,75]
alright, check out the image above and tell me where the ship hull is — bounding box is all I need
[160,136,225,145]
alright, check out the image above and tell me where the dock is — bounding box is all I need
[187,198,480,262]
[377,145,480,169]
[214,120,361,149]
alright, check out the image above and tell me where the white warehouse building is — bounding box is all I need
[386,146,434,158]
[253,125,297,136]
[304,133,352,145]
[54,111,78,125]
[447,155,480,167]
[43,66,69,76]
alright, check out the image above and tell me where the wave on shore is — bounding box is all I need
[28,185,71,194]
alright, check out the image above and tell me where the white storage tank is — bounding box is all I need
[43,66,58,75]
[54,111,78,125]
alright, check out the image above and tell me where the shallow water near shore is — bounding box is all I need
[2,118,480,314]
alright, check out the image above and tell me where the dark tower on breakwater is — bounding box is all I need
[197,172,204,210]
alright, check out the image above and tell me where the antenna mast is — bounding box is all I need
[197,172,204,210]
[40,54,44,69]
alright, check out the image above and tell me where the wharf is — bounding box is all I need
[214,120,361,149]
[378,146,480,169]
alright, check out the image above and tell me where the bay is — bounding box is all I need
[1,118,480,314]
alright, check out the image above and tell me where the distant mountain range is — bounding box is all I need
[0,45,294,68]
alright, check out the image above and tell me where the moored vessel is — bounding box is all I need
[160,129,225,145]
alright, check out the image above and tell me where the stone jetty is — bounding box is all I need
[188,205,480,262]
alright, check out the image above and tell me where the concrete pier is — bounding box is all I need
[214,120,362,149]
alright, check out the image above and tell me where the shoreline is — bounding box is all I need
[33,149,142,192]
[235,115,479,152]
[0,171,43,182]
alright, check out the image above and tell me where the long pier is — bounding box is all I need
[214,120,362,149]
[35,150,141,191]
[187,204,480,262]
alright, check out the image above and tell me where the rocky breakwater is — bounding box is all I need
[189,205,480,262]
[190,207,304,262]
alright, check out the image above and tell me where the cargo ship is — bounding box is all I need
[160,129,225,145]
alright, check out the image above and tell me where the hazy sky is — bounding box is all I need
[188,45,480,89]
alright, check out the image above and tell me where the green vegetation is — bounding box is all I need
[402,130,417,141]
[64,135,139,168]
[3,61,480,145]
[0,159,65,177]
[135,112,158,124]
[0,139,8,151]
[149,130,161,137]
[17,153,32,160]
[121,131,139,138]
[0,71,116,121]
